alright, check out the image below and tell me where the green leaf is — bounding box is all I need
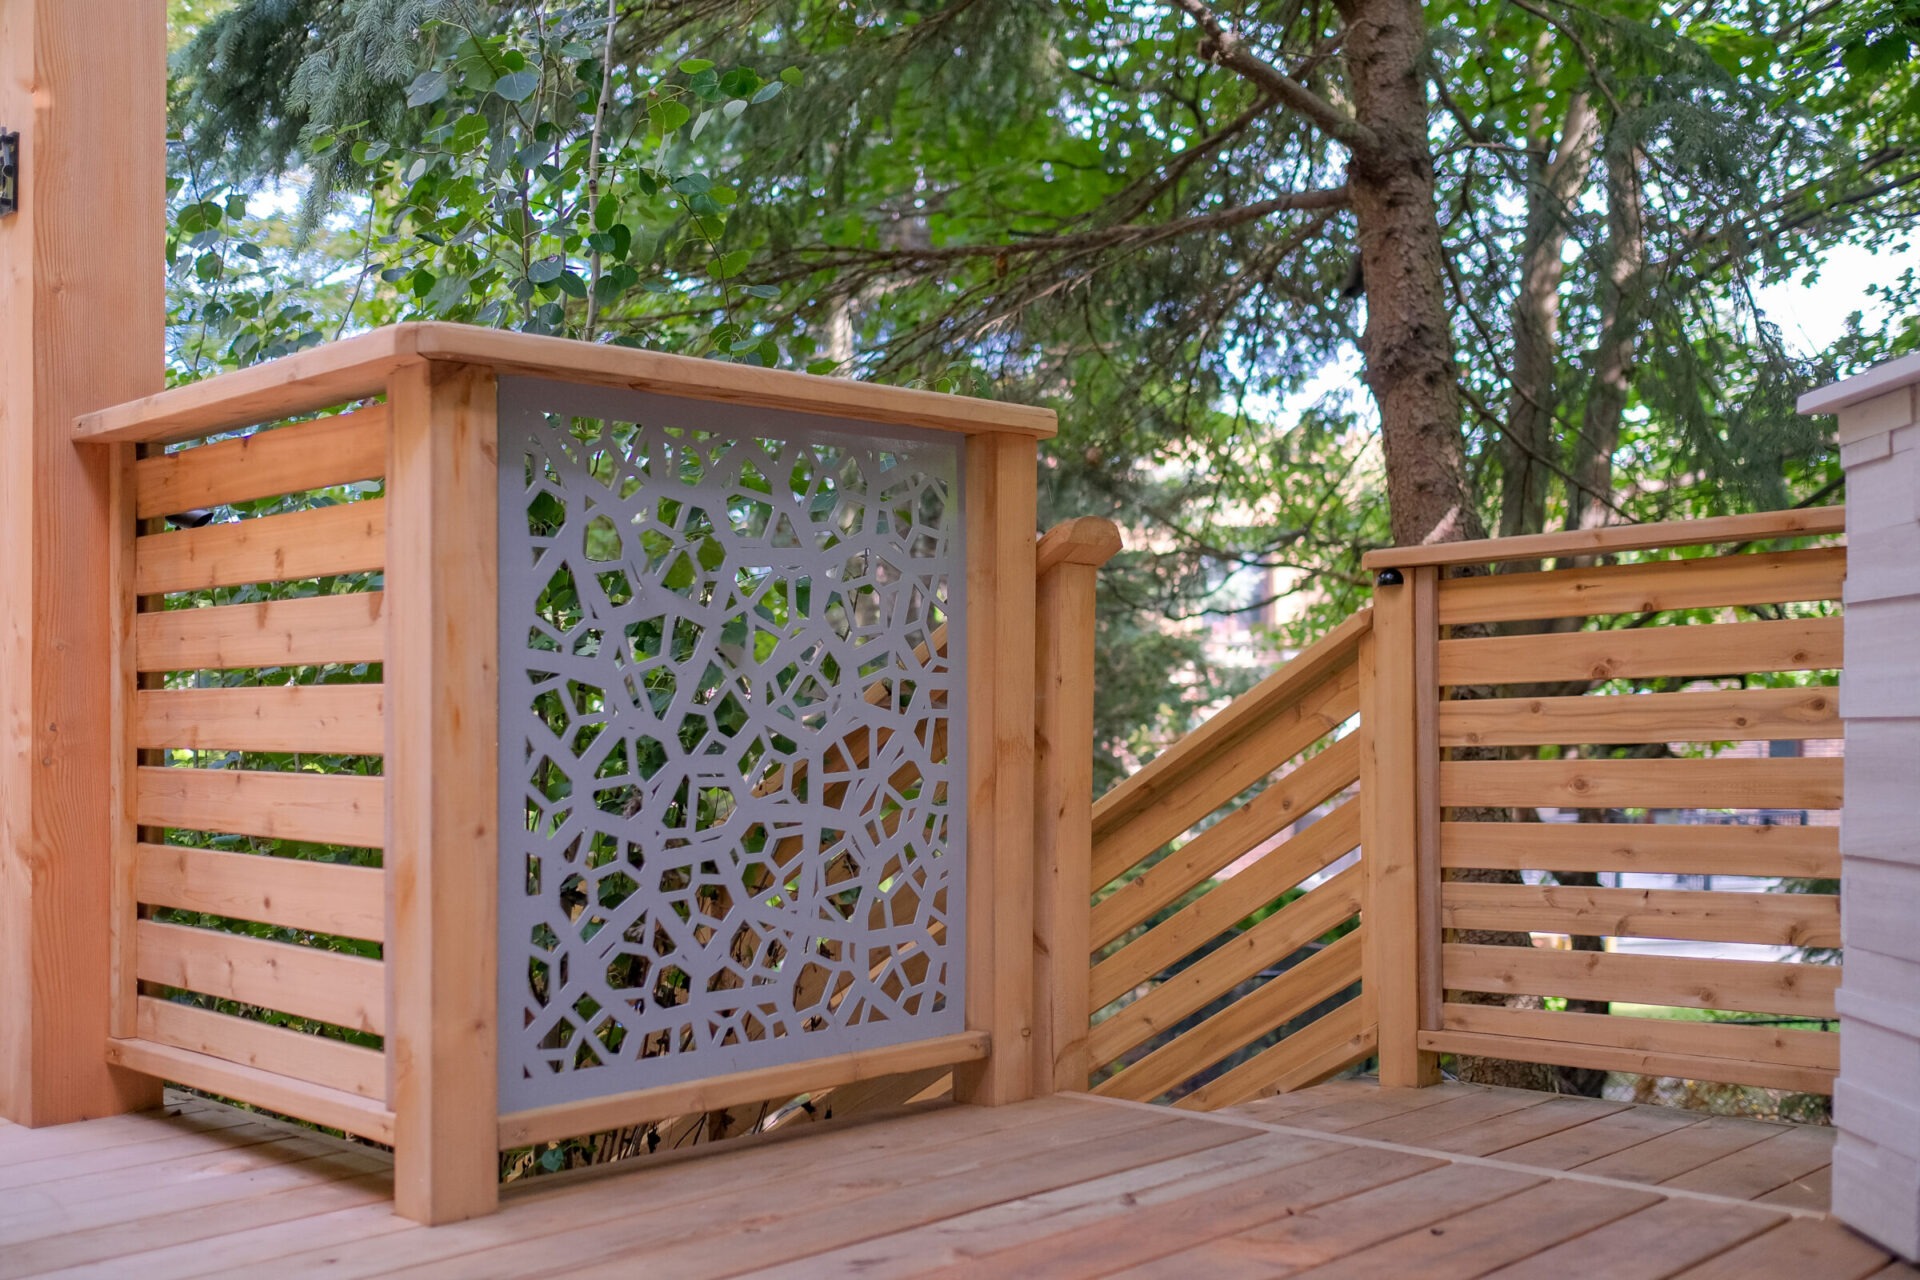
[352,140,391,165]
[494,70,540,103]
[649,99,692,134]
[405,71,448,107]
[750,82,784,104]
[723,99,748,121]
[527,256,566,284]
[449,113,491,153]
[715,249,751,278]
[806,359,840,375]
[678,58,715,73]
[720,68,761,97]
[780,66,804,86]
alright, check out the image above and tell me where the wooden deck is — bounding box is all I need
[4,1079,1914,1279]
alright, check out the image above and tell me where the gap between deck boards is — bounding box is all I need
[1069,1091,1835,1222]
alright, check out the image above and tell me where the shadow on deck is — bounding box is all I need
[4,1079,1913,1279]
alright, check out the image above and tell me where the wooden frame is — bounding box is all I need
[1032,518,1122,1095]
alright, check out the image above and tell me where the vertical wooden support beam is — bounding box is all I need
[954,432,1038,1106]
[106,447,142,1042]
[1031,518,1122,1096]
[386,361,501,1223]
[1359,568,1441,1088]
[1411,568,1444,1036]
[0,0,167,1125]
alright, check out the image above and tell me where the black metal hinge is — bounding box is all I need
[0,130,18,217]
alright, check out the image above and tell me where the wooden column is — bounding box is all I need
[0,0,167,1125]
[1359,567,1441,1088]
[1031,518,1121,1096]
[385,361,501,1223]
[954,432,1038,1106]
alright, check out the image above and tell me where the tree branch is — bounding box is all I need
[1164,0,1381,154]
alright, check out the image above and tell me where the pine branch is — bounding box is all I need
[1163,0,1380,154]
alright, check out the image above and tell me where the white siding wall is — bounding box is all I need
[1815,368,1920,1262]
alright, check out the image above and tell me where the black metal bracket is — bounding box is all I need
[0,130,17,217]
[1375,567,1405,587]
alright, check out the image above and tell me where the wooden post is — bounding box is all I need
[954,432,1038,1106]
[1359,566,1441,1088]
[0,0,167,1125]
[1031,518,1122,1096]
[385,361,501,1223]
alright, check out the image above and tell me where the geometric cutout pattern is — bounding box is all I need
[496,377,966,1111]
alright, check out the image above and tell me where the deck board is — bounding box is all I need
[0,1078,1898,1279]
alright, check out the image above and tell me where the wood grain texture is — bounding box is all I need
[133,920,386,1034]
[1438,821,1840,878]
[76,322,1057,445]
[102,1039,395,1145]
[133,685,386,754]
[1032,540,1110,1094]
[1172,996,1375,1112]
[1089,735,1358,950]
[136,996,386,1100]
[1438,685,1839,748]
[1091,662,1360,887]
[135,592,388,671]
[134,500,386,594]
[1439,756,1843,811]
[384,360,502,1223]
[1364,506,1844,570]
[497,1030,992,1147]
[0,0,168,1125]
[1092,610,1369,843]
[955,431,1038,1108]
[1443,943,1840,1017]
[133,405,388,518]
[133,843,385,941]
[1095,930,1365,1103]
[1086,866,1362,1068]
[1436,617,1841,686]
[134,766,384,848]
[1438,1004,1836,1074]
[1435,546,1846,625]
[1439,882,1841,947]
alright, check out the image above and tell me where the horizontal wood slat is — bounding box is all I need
[133,843,385,941]
[1095,930,1364,1103]
[1436,618,1842,687]
[1435,547,1846,626]
[497,1029,992,1148]
[135,766,384,848]
[1091,666,1360,887]
[1090,800,1360,1007]
[1419,1024,1835,1096]
[135,499,387,594]
[1443,943,1839,1018]
[136,996,386,1100]
[1087,865,1363,1068]
[1439,883,1841,948]
[1438,822,1840,878]
[133,685,385,755]
[1364,506,1845,571]
[1438,686,1839,748]
[1172,995,1375,1111]
[1437,1003,1837,1072]
[135,593,387,671]
[134,919,386,1034]
[1439,757,1843,811]
[134,406,388,518]
[104,1037,395,1145]
[1091,609,1369,843]
[1089,738,1360,950]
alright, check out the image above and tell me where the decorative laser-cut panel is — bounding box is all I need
[497,377,967,1112]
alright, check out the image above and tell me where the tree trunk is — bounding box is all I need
[1335,0,1555,1092]
[1568,142,1647,533]
[1500,90,1598,542]
[1337,0,1479,549]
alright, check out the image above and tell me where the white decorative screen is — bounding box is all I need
[496,377,966,1112]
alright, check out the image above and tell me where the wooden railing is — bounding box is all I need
[1365,506,1846,1095]
[77,323,1062,1224]
[1079,609,1376,1108]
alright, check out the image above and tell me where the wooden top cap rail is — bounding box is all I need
[1036,517,1123,574]
[1361,506,1845,571]
[73,322,1059,447]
